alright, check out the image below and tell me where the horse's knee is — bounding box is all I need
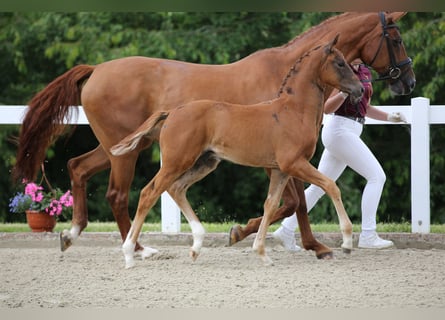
[324,180,341,201]
[263,197,281,215]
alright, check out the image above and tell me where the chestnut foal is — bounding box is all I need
[111,36,364,268]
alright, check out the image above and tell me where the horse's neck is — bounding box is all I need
[279,71,325,121]
[229,13,375,102]
[268,13,375,65]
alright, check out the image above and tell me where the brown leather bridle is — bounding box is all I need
[366,12,413,82]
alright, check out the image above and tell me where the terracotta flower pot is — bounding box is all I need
[25,210,56,232]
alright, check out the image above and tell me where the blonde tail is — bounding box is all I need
[110,111,169,156]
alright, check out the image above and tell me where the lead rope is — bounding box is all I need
[39,163,56,196]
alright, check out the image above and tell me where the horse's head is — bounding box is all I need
[359,12,415,95]
[320,35,364,104]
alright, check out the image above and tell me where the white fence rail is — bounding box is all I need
[1,97,438,233]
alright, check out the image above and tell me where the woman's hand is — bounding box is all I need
[387,112,407,123]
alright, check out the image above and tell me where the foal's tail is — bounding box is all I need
[12,65,95,183]
[110,111,170,156]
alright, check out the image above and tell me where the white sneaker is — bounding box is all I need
[273,226,301,252]
[358,232,394,249]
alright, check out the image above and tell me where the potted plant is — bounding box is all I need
[9,180,73,232]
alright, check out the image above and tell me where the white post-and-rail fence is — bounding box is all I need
[0,97,437,234]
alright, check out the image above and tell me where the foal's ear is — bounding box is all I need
[332,34,339,47]
[326,34,340,53]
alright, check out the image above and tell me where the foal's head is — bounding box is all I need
[278,35,364,104]
[318,35,364,104]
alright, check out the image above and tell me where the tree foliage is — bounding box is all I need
[1,12,444,225]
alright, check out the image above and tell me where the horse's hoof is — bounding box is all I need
[124,253,136,269]
[59,231,72,252]
[261,255,274,266]
[189,249,199,261]
[316,251,334,260]
[342,247,352,254]
[137,247,159,260]
[229,225,242,246]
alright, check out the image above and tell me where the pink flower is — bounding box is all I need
[45,199,63,216]
[35,193,44,202]
[59,191,73,207]
[24,182,42,194]
[24,182,44,203]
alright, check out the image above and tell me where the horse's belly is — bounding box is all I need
[213,146,277,168]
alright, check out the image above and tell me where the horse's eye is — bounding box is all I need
[338,61,345,67]
[393,38,403,46]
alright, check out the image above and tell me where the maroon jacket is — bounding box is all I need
[335,64,372,118]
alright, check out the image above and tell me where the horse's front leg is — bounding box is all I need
[123,166,182,269]
[229,168,299,245]
[289,161,353,253]
[253,169,289,266]
[229,187,298,244]
[229,175,334,259]
[61,146,110,251]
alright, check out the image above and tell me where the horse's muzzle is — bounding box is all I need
[349,86,365,105]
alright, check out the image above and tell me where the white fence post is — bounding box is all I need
[161,192,181,233]
[410,97,431,233]
[160,154,181,233]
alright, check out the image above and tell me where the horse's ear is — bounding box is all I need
[386,12,407,22]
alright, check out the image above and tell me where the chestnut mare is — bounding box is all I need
[110,37,364,268]
[13,12,415,260]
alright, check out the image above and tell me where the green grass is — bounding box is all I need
[0,221,444,233]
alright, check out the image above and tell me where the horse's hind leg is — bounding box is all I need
[167,152,221,260]
[123,167,181,269]
[253,169,289,266]
[63,145,151,254]
[292,178,333,259]
[167,183,205,261]
[61,146,110,251]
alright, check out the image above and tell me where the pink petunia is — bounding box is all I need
[34,192,44,202]
[46,199,63,216]
[24,183,44,203]
[60,191,73,207]
[24,182,42,195]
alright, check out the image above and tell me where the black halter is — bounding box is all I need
[366,12,412,82]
